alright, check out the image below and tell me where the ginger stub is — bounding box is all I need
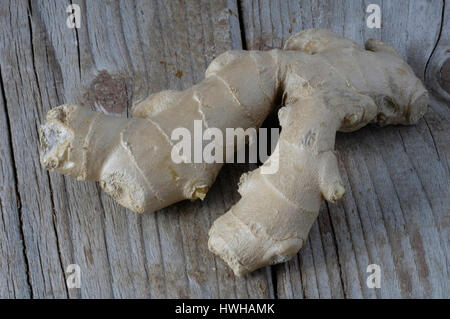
[40,29,428,276]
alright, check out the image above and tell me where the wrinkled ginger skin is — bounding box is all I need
[208,29,428,276]
[39,29,429,276]
[40,50,280,213]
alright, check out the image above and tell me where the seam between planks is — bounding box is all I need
[0,64,33,298]
[69,0,82,78]
[236,0,248,50]
[424,0,446,82]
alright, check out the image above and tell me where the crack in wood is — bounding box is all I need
[0,64,33,298]
[424,0,446,83]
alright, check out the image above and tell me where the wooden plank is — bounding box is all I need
[0,0,275,298]
[426,0,450,101]
[0,68,31,298]
[0,0,69,298]
[240,0,448,298]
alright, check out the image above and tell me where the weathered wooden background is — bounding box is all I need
[0,0,448,298]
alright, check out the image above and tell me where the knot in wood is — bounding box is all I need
[85,70,129,114]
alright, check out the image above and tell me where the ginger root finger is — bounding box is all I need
[318,151,346,203]
[40,104,199,213]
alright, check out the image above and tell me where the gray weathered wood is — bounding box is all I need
[0,0,274,298]
[426,1,450,101]
[241,0,449,298]
[0,0,68,298]
[0,64,31,298]
[0,0,448,298]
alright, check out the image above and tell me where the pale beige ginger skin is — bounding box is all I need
[207,29,428,276]
[39,29,428,276]
[40,48,279,213]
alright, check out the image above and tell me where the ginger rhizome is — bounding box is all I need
[40,29,428,276]
[40,49,277,213]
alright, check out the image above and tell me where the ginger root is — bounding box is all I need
[39,29,428,276]
[207,30,428,275]
[40,50,278,213]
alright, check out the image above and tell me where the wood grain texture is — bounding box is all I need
[0,61,31,299]
[241,0,449,298]
[0,0,448,298]
[0,0,273,298]
[426,1,450,101]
